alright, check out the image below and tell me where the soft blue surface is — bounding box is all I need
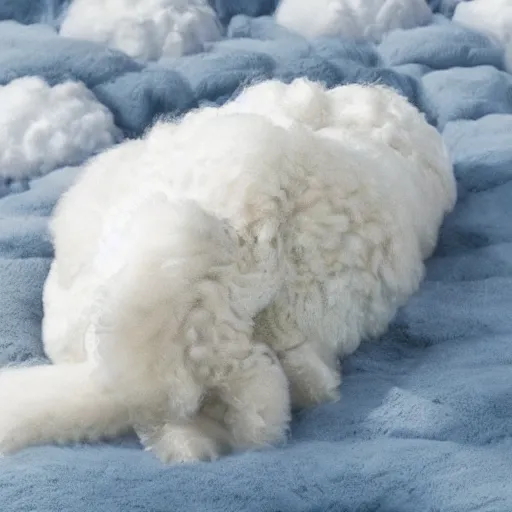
[1,2,512,511]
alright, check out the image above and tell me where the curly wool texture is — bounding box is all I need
[221,78,455,259]
[453,0,512,72]
[0,77,121,180]
[59,0,222,61]
[275,0,433,42]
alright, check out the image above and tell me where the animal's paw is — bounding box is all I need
[138,422,220,464]
[290,376,341,409]
[282,351,341,409]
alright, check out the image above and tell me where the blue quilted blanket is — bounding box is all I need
[1,1,512,510]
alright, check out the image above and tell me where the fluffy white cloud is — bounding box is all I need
[0,77,121,180]
[275,0,432,43]
[59,0,222,61]
[453,0,512,71]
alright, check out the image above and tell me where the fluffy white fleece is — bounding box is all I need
[453,0,512,72]
[275,0,432,42]
[0,78,456,463]
[0,77,120,180]
[59,0,222,61]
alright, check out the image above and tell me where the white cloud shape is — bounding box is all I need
[0,77,121,180]
[59,0,222,61]
[453,0,512,71]
[275,0,432,43]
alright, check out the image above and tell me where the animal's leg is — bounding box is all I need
[279,342,341,409]
[255,307,341,409]
[217,343,291,450]
[135,413,231,463]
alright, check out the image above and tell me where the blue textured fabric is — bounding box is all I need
[208,0,278,24]
[0,0,69,25]
[1,3,512,511]
[379,23,505,70]
[427,0,466,17]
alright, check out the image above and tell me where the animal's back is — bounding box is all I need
[255,127,426,364]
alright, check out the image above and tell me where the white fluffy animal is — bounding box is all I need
[275,0,433,43]
[0,78,456,463]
